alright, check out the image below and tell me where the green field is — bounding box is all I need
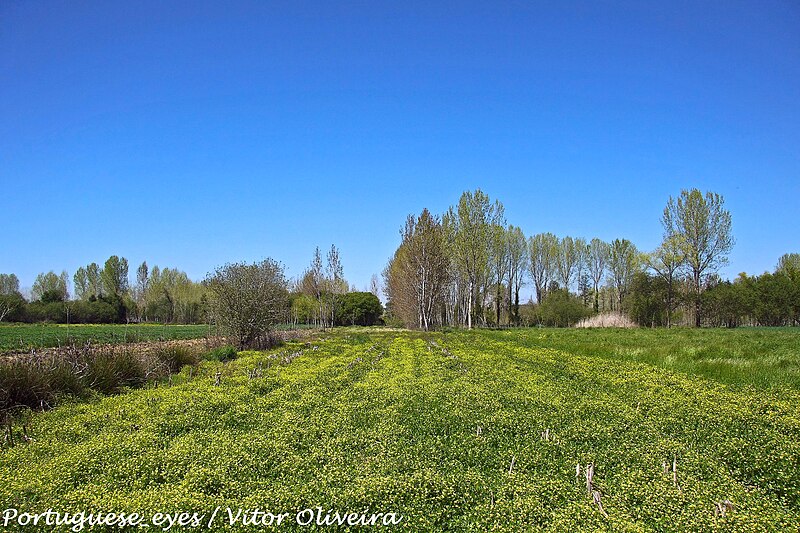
[0,323,212,352]
[1,328,799,531]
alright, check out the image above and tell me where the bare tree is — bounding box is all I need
[384,209,449,329]
[300,247,325,326]
[369,274,381,298]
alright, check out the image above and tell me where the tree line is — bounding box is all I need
[383,188,799,329]
[0,247,383,332]
[0,256,209,325]
[1,188,797,332]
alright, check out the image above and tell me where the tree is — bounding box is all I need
[555,236,581,294]
[776,253,800,280]
[204,259,288,349]
[300,247,326,326]
[73,267,89,300]
[134,261,149,319]
[647,235,684,327]
[101,256,129,297]
[448,190,503,329]
[0,292,25,322]
[663,189,733,327]
[384,209,449,330]
[528,232,558,304]
[536,288,591,327]
[325,245,348,325]
[587,239,609,312]
[338,292,383,326]
[506,225,528,325]
[86,263,102,299]
[627,271,667,327]
[0,273,23,322]
[369,274,381,298]
[489,223,510,326]
[32,271,69,302]
[0,274,20,295]
[607,239,641,308]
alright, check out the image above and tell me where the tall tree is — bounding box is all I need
[448,190,503,329]
[506,225,528,325]
[101,255,129,297]
[325,244,348,325]
[73,267,89,300]
[776,253,800,280]
[135,261,149,320]
[86,263,102,298]
[384,209,449,329]
[369,274,381,298]
[587,238,609,312]
[647,235,684,328]
[489,223,510,326]
[528,232,558,304]
[663,189,733,327]
[607,239,641,308]
[555,236,581,294]
[300,247,325,326]
[32,270,69,301]
[0,273,20,296]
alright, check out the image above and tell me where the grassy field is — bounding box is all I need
[1,328,799,531]
[0,323,212,352]
[509,327,800,390]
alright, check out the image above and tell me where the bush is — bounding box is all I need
[84,350,145,394]
[156,346,200,373]
[0,360,55,410]
[204,345,238,363]
[204,259,288,349]
[575,311,638,328]
[337,292,383,326]
[535,289,591,327]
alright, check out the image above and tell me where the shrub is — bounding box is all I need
[204,259,288,349]
[204,345,238,363]
[575,311,638,328]
[337,292,383,326]
[535,289,591,327]
[0,360,54,410]
[84,350,145,394]
[156,346,199,373]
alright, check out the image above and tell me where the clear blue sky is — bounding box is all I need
[2,1,798,298]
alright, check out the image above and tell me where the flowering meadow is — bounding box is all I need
[1,328,798,531]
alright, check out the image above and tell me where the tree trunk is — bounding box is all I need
[467,280,474,329]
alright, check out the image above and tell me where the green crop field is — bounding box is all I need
[1,328,799,531]
[0,323,212,352]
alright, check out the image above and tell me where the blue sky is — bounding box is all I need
[2,1,798,298]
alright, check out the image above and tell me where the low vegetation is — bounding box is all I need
[1,328,798,531]
[0,323,211,352]
[0,342,208,412]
